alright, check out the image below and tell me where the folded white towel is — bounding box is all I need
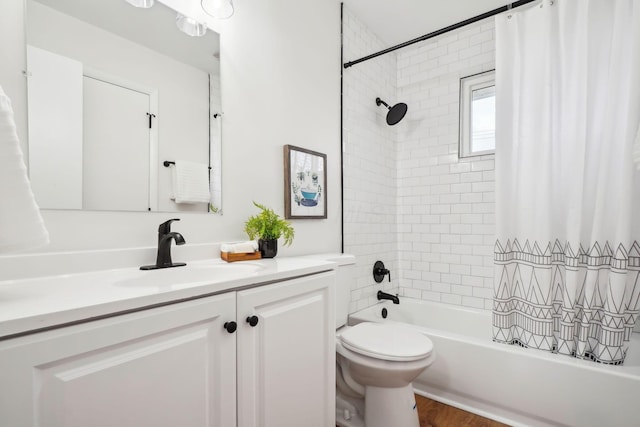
[171,160,211,204]
[0,85,49,253]
[220,240,259,254]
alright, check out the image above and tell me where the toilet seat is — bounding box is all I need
[339,322,433,362]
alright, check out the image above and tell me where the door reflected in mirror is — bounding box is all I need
[25,0,222,213]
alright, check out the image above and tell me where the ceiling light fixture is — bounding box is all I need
[124,0,154,8]
[176,14,207,37]
[201,0,234,19]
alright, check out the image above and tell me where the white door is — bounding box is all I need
[0,294,237,427]
[237,272,336,427]
[83,76,151,211]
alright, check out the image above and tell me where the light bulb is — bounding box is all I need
[125,0,154,8]
[176,14,207,37]
[201,0,234,19]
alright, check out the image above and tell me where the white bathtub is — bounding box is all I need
[348,299,640,427]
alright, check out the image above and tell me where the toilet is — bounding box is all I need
[323,254,435,427]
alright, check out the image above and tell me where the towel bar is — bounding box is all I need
[163,161,211,170]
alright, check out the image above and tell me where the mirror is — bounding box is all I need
[25,0,222,213]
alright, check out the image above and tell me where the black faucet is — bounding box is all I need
[140,219,187,270]
[377,290,400,304]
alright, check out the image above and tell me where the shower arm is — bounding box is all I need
[375,97,390,110]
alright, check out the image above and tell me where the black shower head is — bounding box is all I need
[376,97,407,126]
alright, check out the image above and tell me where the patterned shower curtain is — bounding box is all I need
[493,0,640,364]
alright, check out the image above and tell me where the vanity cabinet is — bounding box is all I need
[236,272,335,427]
[0,293,238,427]
[0,271,335,427]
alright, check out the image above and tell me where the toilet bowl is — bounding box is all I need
[303,254,435,427]
[336,322,435,427]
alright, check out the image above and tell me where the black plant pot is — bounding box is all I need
[258,238,278,258]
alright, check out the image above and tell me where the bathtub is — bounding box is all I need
[348,298,640,427]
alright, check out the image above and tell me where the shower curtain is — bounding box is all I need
[493,0,640,364]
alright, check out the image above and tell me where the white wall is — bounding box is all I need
[0,0,341,272]
[216,0,342,255]
[342,8,496,312]
[26,46,84,210]
[342,7,399,312]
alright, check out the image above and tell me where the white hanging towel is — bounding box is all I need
[0,85,49,253]
[171,160,211,204]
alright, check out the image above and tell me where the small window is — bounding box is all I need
[459,70,495,158]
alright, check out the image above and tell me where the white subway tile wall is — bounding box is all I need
[396,18,495,311]
[343,8,496,312]
[342,8,399,313]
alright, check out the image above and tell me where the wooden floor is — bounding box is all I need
[416,394,509,427]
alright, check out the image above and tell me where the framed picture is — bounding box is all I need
[284,145,327,219]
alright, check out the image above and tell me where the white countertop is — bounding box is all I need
[0,257,335,339]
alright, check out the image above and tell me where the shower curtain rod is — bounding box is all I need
[343,0,538,69]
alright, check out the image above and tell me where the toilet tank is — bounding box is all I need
[303,253,355,328]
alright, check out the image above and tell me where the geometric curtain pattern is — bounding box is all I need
[493,239,640,365]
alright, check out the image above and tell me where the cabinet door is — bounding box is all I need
[237,271,336,427]
[0,293,236,427]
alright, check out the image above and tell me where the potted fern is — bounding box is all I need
[244,201,294,258]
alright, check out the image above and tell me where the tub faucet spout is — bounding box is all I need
[377,290,399,304]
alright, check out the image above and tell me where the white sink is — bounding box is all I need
[115,262,265,288]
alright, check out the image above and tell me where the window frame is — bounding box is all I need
[459,69,496,159]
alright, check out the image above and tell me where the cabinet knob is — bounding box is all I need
[224,321,237,333]
[246,315,259,327]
